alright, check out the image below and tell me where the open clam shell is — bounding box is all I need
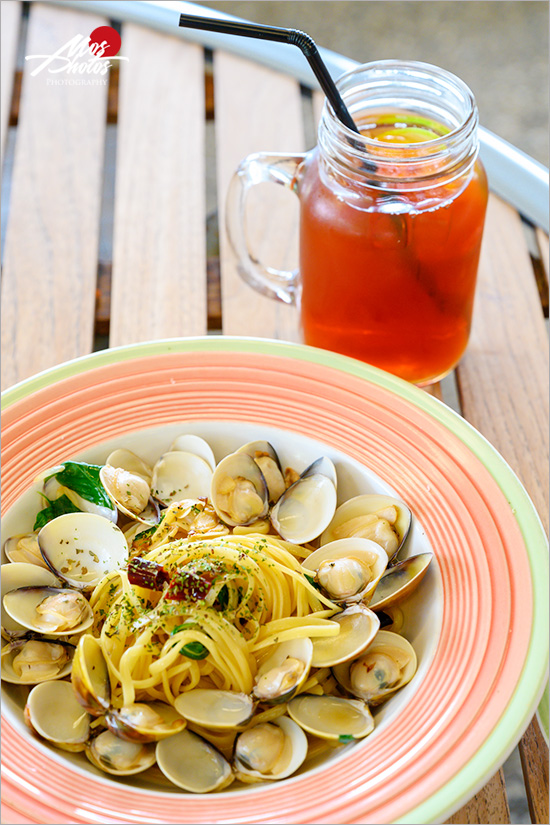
[309,604,380,668]
[169,435,216,471]
[156,729,234,792]
[1,562,61,638]
[86,730,157,775]
[174,689,254,730]
[99,465,156,525]
[3,533,49,568]
[105,448,153,481]
[270,458,337,545]
[301,537,388,605]
[235,441,286,504]
[287,694,374,741]
[25,679,91,751]
[71,634,111,715]
[3,586,93,636]
[333,630,417,706]
[151,451,213,506]
[105,702,187,743]
[302,456,338,488]
[210,452,269,527]
[369,552,433,611]
[234,716,308,782]
[38,512,129,590]
[1,638,75,684]
[253,637,313,703]
[321,494,411,562]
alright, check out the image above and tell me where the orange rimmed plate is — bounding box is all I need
[1,337,548,824]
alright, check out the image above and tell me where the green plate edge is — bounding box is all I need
[2,337,548,824]
[537,682,549,745]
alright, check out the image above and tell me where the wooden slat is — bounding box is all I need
[446,770,511,824]
[518,716,549,824]
[109,24,206,346]
[214,51,301,340]
[1,0,21,167]
[457,194,549,530]
[0,3,108,390]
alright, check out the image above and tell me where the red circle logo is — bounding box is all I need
[89,25,121,57]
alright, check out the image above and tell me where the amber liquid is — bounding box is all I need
[298,113,488,385]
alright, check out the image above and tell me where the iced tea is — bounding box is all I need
[298,111,488,385]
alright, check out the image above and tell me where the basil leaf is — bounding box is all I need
[338,734,355,744]
[50,461,112,508]
[171,621,197,636]
[34,494,81,531]
[180,641,209,660]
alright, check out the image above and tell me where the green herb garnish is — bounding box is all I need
[46,461,112,508]
[34,494,81,530]
[338,734,355,744]
[180,641,209,660]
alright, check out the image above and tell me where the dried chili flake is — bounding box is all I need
[166,560,225,603]
[128,557,170,590]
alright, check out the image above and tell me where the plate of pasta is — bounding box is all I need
[1,337,547,825]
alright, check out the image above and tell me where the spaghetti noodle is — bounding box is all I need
[90,533,340,709]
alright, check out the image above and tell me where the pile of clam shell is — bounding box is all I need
[2,435,433,792]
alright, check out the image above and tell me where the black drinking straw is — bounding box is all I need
[178,13,360,135]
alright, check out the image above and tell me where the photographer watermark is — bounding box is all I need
[25,25,128,84]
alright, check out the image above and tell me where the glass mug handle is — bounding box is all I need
[226,152,305,306]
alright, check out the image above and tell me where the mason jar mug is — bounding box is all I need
[226,60,488,386]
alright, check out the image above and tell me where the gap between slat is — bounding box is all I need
[205,49,222,332]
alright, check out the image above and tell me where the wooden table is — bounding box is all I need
[1,2,548,822]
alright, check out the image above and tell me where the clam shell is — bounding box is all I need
[253,637,313,703]
[369,552,433,611]
[333,630,417,705]
[309,604,380,667]
[174,689,254,730]
[1,638,75,684]
[105,702,186,742]
[25,679,91,748]
[38,512,129,590]
[236,441,285,504]
[71,634,111,715]
[301,537,388,604]
[301,456,338,488]
[1,562,61,638]
[105,448,153,481]
[151,451,213,505]
[3,533,48,568]
[321,494,411,562]
[170,435,216,471]
[3,586,93,636]
[287,694,374,740]
[86,730,157,775]
[99,465,158,526]
[156,729,234,792]
[234,716,308,781]
[270,471,337,545]
[210,452,269,527]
